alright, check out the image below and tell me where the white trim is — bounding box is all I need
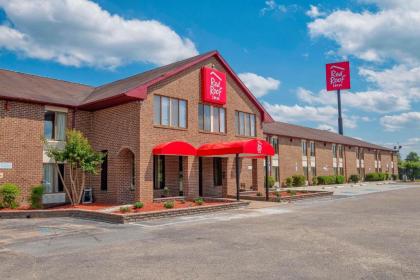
[45,105,68,113]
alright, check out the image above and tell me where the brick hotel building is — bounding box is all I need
[0,51,398,205]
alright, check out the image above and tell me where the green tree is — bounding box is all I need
[45,130,104,205]
[406,152,419,162]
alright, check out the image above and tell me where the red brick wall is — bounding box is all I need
[0,100,44,204]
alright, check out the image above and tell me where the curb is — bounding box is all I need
[0,201,249,224]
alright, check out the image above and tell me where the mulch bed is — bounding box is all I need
[114,200,226,214]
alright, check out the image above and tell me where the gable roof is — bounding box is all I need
[0,51,273,122]
[0,69,93,107]
[263,121,394,152]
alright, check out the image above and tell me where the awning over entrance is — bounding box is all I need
[197,139,274,157]
[152,141,196,156]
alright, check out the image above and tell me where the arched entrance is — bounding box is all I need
[116,147,136,204]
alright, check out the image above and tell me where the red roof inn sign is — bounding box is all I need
[202,67,226,105]
[326,61,350,91]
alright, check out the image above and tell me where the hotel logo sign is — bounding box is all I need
[326,61,350,91]
[202,67,226,105]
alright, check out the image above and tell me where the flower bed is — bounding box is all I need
[113,200,226,214]
[0,203,115,212]
[234,190,333,202]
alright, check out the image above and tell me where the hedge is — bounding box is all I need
[285,174,306,187]
[315,175,346,185]
[365,172,387,181]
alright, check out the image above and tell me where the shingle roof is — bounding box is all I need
[263,121,393,151]
[0,69,93,107]
[0,50,272,121]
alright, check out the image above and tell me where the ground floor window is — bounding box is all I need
[339,167,344,176]
[153,155,165,189]
[311,166,316,176]
[333,167,338,176]
[272,166,279,182]
[303,166,308,179]
[43,163,64,193]
[101,150,108,191]
[213,157,223,186]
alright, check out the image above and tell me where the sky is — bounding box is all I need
[0,0,419,157]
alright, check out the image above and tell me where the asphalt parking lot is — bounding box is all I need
[1,183,419,280]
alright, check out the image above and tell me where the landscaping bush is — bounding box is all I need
[317,175,336,185]
[163,187,170,197]
[292,175,306,187]
[285,177,293,187]
[365,172,386,181]
[266,176,275,189]
[312,176,318,185]
[287,189,297,196]
[349,174,360,183]
[0,183,20,209]
[163,200,174,209]
[30,185,44,209]
[391,174,397,180]
[120,206,130,213]
[133,201,144,209]
[194,197,204,205]
[335,175,345,184]
[274,190,280,197]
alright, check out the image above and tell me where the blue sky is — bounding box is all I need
[0,0,419,157]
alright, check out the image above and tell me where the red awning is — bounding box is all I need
[152,141,196,156]
[197,139,274,157]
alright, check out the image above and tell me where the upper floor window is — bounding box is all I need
[235,111,256,137]
[338,144,343,158]
[301,140,307,156]
[332,144,337,158]
[199,104,226,133]
[310,141,315,157]
[44,111,66,141]
[153,95,187,129]
[269,136,279,154]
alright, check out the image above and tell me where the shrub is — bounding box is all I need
[0,183,20,209]
[365,172,386,181]
[179,199,186,204]
[287,189,297,196]
[292,175,306,187]
[120,206,130,213]
[133,201,144,209]
[274,190,280,197]
[164,200,174,209]
[256,192,262,197]
[194,197,204,205]
[317,176,336,185]
[349,174,360,183]
[30,185,44,209]
[312,176,318,185]
[335,175,345,184]
[266,176,275,188]
[285,177,293,187]
[391,174,397,180]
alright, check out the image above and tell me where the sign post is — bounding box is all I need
[326,61,350,135]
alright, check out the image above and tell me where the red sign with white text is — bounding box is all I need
[201,67,226,105]
[326,61,350,91]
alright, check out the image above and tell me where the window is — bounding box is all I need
[42,163,65,193]
[235,111,256,137]
[213,157,223,186]
[339,167,344,175]
[332,144,337,158]
[270,136,279,154]
[101,151,108,191]
[303,166,308,179]
[311,166,316,176]
[153,155,165,189]
[333,167,338,176]
[131,152,135,189]
[310,141,315,157]
[199,104,226,133]
[44,111,66,141]
[153,95,187,128]
[301,140,307,156]
[338,145,343,158]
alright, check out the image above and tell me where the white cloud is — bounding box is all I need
[308,2,420,64]
[260,1,296,15]
[262,102,358,129]
[380,112,420,131]
[317,124,336,132]
[239,72,280,98]
[0,0,198,68]
[306,5,326,18]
